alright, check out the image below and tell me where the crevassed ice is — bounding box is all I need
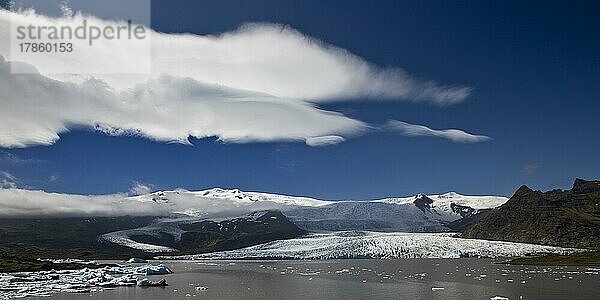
[160,232,581,260]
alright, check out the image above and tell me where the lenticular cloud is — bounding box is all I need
[387,120,491,143]
[0,57,365,148]
[0,8,474,148]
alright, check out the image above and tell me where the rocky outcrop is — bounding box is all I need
[413,194,434,213]
[461,179,600,249]
[127,210,305,254]
[0,211,305,266]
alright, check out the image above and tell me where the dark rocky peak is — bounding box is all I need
[572,178,600,194]
[461,178,600,249]
[503,184,553,208]
[244,210,286,221]
[414,193,429,200]
[450,203,477,218]
[413,194,434,213]
[513,185,533,197]
[151,191,169,203]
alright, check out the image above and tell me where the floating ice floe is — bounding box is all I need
[127,258,148,263]
[137,278,168,287]
[0,264,173,299]
[37,258,97,265]
[137,264,174,275]
[158,232,582,260]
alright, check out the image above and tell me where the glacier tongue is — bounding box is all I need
[160,232,581,260]
[99,189,510,253]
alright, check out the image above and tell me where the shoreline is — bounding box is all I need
[5,252,600,274]
[0,257,113,273]
[507,251,600,266]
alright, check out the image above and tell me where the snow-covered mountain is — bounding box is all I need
[0,186,506,225]
[0,187,508,253]
[98,188,507,253]
[126,188,507,232]
[285,192,507,232]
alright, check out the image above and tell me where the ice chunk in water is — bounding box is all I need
[137,278,168,287]
[137,264,173,275]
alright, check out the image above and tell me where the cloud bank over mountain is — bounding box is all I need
[0,188,168,217]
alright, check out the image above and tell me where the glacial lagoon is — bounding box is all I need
[28,258,600,300]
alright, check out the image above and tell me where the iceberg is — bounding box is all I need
[137,264,174,275]
[0,264,174,299]
[127,258,148,263]
[137,278,168,287]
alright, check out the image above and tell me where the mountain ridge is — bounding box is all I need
[461,178,600,249]
[0,187,509,259]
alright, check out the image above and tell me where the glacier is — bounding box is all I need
[0,187,512,253]
[159,231,581,260]
[98,189,509,252]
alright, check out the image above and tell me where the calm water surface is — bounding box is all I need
[46,258,599,300]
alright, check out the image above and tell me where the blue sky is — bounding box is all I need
[0,0,599,199]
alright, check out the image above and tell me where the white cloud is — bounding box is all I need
[387,120,491,143]
[0,57,365,148]
[0,9,471,104]
[523,164,538,175]
[0,151,37,164]
[0,9,476,148]
[0,188,301,218]
[48,174,59,182]
[129,182,154,195]
[0,171,18,188]
[305,135,346,147]
[0,188,166,217]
